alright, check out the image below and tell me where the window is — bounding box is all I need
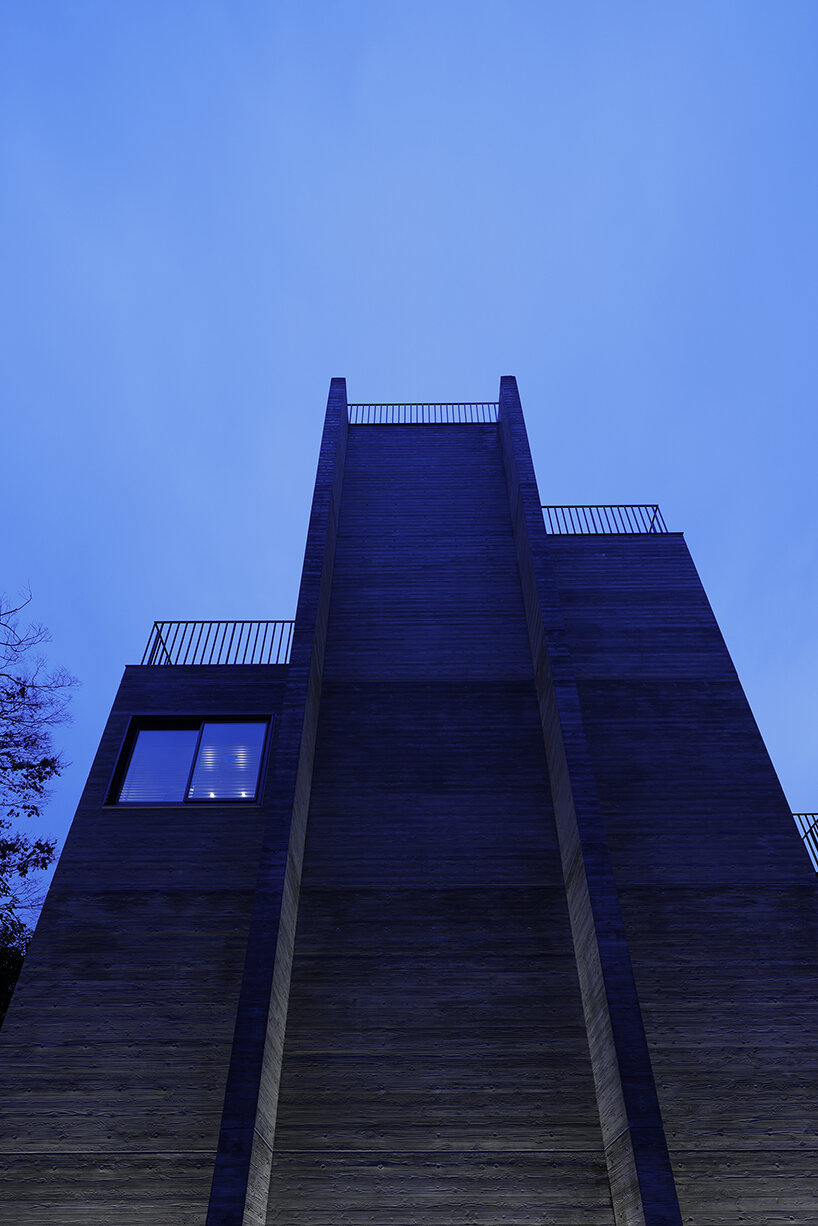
[116,721,268,804]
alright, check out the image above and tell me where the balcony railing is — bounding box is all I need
[794,814,818,871]
[141,620,294,666]
[542,504,668,534]
[348,403,498,424]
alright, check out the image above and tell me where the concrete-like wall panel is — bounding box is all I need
[499,379,683,1225]
[0,666,287,1224]
[544,533,818,1222]
[324,425,533,682]
[0,1155,215,1226]
[266,424,614,1223]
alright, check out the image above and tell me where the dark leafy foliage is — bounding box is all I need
[0,593,75,962]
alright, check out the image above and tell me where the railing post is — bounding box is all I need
[794,814,818,870]
[138,621,296,666]
[541,505,670,535]
[346,402,500,424]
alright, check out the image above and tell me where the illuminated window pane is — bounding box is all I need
[186,722,267,801]
[119,729,199,803]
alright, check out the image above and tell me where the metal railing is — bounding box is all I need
[542,504,668,534]
[794,814,818,871]
[348,403,498,424]
[141,620,294,666]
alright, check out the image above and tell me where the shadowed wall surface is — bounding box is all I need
[545,534,818,1222]
[0,667,288,1225]
[2,389,817,1225]
[265,424,614,1224]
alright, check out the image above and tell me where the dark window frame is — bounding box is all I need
[107,715,272,806]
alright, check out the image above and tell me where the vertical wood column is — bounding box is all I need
[497,376,683,1226]
[206,379,349,1226]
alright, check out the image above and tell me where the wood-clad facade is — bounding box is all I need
[1,378,815,1224]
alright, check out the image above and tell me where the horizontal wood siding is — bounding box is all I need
[498,378,682,1226]
[266,425,614,1224]
[545,533,818,1223]
[0,666,288,1226]
[206,378,349,1225]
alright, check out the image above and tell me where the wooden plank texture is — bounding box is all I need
[498,377,682,1226]
[265,423,615,1224]
[206,377,349,1225]
[0,665,288,1225]
[545,533,818,1223]
[4,380,813,1226]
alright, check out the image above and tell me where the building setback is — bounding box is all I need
[1,377,816,1225]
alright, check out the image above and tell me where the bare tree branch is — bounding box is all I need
[0,591,76,952]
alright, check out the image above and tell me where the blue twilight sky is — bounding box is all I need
[2,1,817,897]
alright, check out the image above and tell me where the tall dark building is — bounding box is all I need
[1,378,816,1225]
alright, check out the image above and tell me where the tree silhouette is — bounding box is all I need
[0,592,76,962]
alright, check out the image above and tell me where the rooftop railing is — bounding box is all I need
[794,814,818,871]
[348,403,499,424]
[141,620,294,666]
[542,504,668,534]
